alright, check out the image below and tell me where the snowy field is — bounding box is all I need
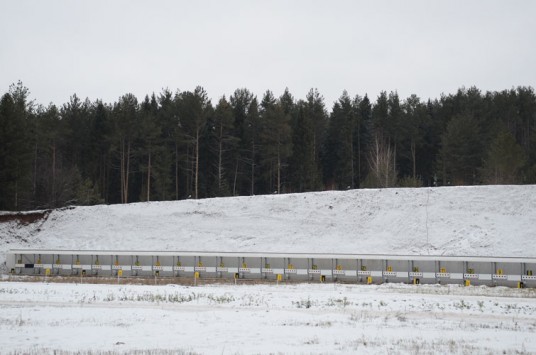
[1,281,535,354]
[1,185,536,354]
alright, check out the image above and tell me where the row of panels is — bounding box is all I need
[14,263,536,282]
[9,252,536,287]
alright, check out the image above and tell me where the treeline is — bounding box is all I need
[1,82,535,210]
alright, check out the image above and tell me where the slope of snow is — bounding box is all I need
[1,281,535,354]
[1,185,535,272]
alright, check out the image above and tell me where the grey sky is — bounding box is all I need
[1,0,535,108]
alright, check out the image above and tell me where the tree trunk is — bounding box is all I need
[52,142,56,207]
[121,139,131,204]
[233,158,238,196]
[393,142,397,182]
[120,138,125,203]
[185,145,190,197]
[15,179,18,210]
[277,149,281,194]
[175,142,179,200]
[147,148,151,202]
[251,141,255,196]
[218,122,223,193]
[313,133,316,163]
[357,124,361,187]
[411,139,416,180]
[195,129,199,199]
[350,135,355,189]
[33,142,37,199]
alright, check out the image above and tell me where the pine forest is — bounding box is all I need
[1,82,535,210]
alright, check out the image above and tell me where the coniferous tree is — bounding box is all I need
[291,101,318,191]
[208,96,237,196]
[2,82,536,210]
[289,89,326,192]
[482,131,526,184]
[0,83,33,210]
[139,94,161,201]
[230,88,255,195]
[306,89,327,184]
[400,94,426,182]
[439,113,483,185]
[259,91,292,193]
[372,91,389,141]
[324,91,355,189]
[110,93,139,203]
[157,89,179,200]
[355,94,372,186]
[90,101,111,202]
[245,98,260,195]
[177,87,211,199]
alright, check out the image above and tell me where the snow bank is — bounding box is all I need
[1,185,535,272]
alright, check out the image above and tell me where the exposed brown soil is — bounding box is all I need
[2,275,331,286]
[0,210,51,225]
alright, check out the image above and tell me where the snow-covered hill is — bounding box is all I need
[1,185,535,271]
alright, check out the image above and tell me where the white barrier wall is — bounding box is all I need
[6,249,536,288]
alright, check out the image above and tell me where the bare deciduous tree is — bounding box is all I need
[367,134,397,188]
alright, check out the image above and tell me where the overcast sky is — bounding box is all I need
[1,0,535,108]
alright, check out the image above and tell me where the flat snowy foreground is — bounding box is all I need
[1,281,535,354]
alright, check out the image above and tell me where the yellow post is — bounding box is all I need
[118,270,123,277]
[440,267,446,273]
[367,276,372,284]
[387,266,392,272]
[277,274,283,281]
[497,268,503,275]
[194,271,199,279]
[45,268,51,276]
[464,280,470,287]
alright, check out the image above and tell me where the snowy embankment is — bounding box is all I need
[1,281,535,354]
[1,186,536,354]
[1,185,535,271]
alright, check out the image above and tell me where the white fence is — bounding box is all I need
[7,249,536,287]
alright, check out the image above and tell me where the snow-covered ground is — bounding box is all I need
[1,185,535,354]
[1,281,535,354]
[2,186,535,269]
